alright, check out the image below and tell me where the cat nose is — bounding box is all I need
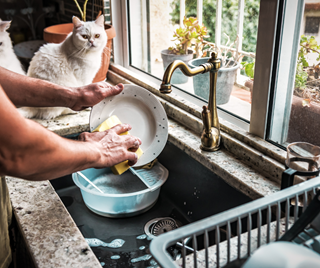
[89,39,94,44]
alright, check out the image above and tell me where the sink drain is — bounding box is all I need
[144,217,180,239]
[151,218,178,236]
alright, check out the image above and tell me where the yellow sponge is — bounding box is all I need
[93,115,143,175]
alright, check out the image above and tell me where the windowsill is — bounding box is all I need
[109,63,286,164]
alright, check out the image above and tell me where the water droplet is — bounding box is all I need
[85,238,125,248]
[150,259,158,266]
[104,239,125,248]
[111,255,120,260]
[131,254,152,263]
[136,234,147,240]
[139,246,145,250]
[100,262,105,266]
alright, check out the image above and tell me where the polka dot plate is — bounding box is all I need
[90,84,168,167]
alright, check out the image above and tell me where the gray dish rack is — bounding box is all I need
[150,177,320,268]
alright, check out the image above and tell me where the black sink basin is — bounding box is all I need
[52,141,252,267]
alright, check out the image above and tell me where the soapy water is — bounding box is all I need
[85,238,125,248]
[110,255,120,260]
[83,173,145,194]
[131,254,152,263]
[136,234,147,240]
[149,259,158,266]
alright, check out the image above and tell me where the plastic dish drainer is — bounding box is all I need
[150,177,320,268]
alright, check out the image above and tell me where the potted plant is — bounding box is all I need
[161,16,208,84]
[42,1,115,83]
[188,34,241,105]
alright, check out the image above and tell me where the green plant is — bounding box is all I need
[170,0,260,54]
[241,61,255,79]
[73,0,89,21]
[298,35,320,67]
[169,16,209,56]
[295,63,308,89]
[294,35,320,90]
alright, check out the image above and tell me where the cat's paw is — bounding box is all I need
[61,108,78,116]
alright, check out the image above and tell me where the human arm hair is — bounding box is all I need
[0,66,123,110]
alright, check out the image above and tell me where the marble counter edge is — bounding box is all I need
[6,177,101,268]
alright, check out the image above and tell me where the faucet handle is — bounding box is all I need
[201,105,221,152]
[202,105,211,135]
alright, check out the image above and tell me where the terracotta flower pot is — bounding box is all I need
[43,23,116,83]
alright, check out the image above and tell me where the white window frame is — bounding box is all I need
[110,0,300,141]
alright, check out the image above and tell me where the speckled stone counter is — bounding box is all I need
[6,76,288,267]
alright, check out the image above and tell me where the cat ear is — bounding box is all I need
[72,16,83,29]
[95,15,105,28]
[0,20,11,32]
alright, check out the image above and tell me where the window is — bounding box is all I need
[127,0,259,123]
[111,0,316,147]
[267,0,320,148]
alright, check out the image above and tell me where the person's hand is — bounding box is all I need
[70,82,124,111]
[78,124,142,167]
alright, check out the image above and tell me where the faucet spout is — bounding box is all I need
[160,52,222,151]
[160,60,214,94]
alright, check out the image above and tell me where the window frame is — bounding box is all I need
[111,0,297,140]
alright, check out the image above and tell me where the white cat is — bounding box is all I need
[18,15,107,120]
[0,19,26,75]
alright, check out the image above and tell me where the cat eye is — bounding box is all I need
[82,35,88,39]
[0,42,2,46]
[95,34,100,38]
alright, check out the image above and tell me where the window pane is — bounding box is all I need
[128,0,260,122]
[268,0,320,147]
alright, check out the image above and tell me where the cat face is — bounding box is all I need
[71,16,107,52]
[0,20,12,52]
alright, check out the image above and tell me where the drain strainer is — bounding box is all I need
[144,217,179,239]
[151,218,178,236]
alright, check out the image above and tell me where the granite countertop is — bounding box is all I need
[6,80,287,267]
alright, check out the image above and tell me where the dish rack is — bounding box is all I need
[150,177,320,268]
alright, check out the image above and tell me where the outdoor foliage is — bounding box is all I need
[241,61,255,79]
[295,35,320,105]
[170,0,260,56]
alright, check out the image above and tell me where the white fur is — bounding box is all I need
[0,19,26,75]
[19,15,107,120]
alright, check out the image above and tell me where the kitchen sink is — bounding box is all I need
[51,140,252,267]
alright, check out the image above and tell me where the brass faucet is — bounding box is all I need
[160,52,222,151]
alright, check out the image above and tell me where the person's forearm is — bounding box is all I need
[0,66,76,108]
[1,118,101,180]
[0,85,100,180]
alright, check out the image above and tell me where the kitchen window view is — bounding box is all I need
[268,0,320,147]
[128,0,259,122]
[114,0,320,148]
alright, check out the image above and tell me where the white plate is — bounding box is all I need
[90,84,168,167]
